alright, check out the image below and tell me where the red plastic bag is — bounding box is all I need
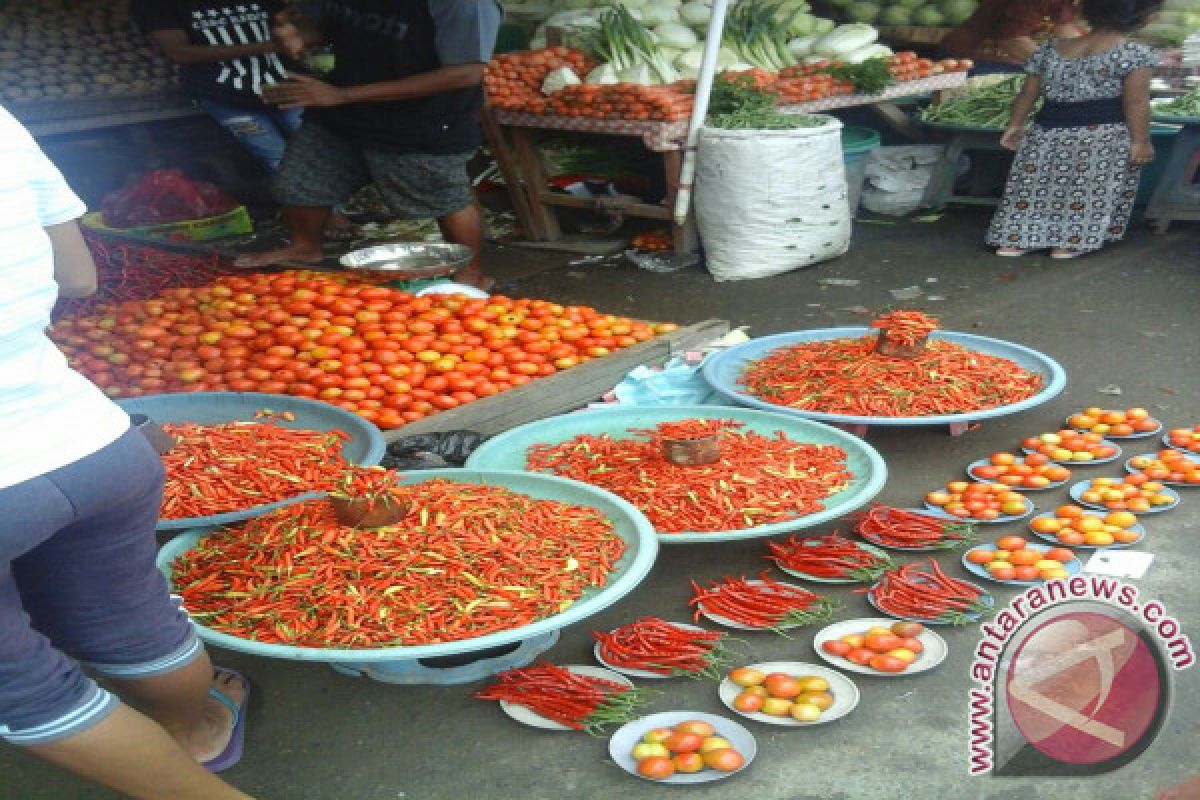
[101,169,238,228]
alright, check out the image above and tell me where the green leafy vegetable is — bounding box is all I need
[707,73,827,129]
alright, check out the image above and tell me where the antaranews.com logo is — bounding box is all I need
[968,575,1193,777]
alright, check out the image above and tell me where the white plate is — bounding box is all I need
[1027,514,1147,550]
[696,579,828,631]
[1068,480,1181,514]
[1021,440,1122,465]
[960,542,1083,586]
[1065,415,1162,439]
[965,458,1069,491]
[857,507,975,552]
[775,540,891,584]
[608,711,756,784]
[717,661,859,726]
[812,617,948,676]
[499,665,633,731]
[593,622,716,679]
[866,578,994,625]
[1163,431,1200,454]
[1125,452,1200,487]
[923,495,1035,524]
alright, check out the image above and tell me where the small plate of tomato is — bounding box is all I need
[961,537,1082,586]
[609,711,755,784]
[718,662,859,727]
[965,454,1071,491]
[813,618,948,676]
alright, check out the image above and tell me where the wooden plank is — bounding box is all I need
[479,107,539,239]
[509,126,563,240]
[533,191,674,220]
[385,319,730,439]
[662,149,699,254]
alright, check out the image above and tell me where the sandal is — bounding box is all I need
[202,669,250,774]
[995,247,1028,257]
[1050,249,1084,260]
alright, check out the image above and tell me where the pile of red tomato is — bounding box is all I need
[630,720,745,780]
[819,621,926,673]
[50,271,675,429]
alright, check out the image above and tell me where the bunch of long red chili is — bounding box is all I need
[765,530,893,581]
[592,617,735,679]
[171,479,625,647]
[474,662,653,735]
[159,421,350,519]
[864,559,991,625]
[854,505,974,549]
[526,419,851,533]
[870,310,940,347]
[689,572,835,635]
[740,338,1043,417]
[329,464,406,509]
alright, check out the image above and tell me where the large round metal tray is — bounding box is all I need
[701,328,1067,428]
[156,469,658,663]
[339,242,471,280]
[464,404,887,544]
[119,391,386,531]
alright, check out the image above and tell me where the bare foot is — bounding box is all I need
[454,267,495,292]
[184,671,246,763]
[232,244,324,269]
[324,211,357,242]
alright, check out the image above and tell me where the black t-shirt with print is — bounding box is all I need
[132,0,289,108]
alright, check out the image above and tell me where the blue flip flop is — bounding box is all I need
[203,668,250,774]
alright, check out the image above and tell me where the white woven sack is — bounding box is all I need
[694,117,851,282]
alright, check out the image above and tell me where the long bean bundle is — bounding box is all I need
[920,75,1041,129]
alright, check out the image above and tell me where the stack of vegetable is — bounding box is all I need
[475,662,653,734]
[1154,87,1200,119]
[919,75,1037,129]
[824,0,980,28]
[0,0,176,105]
[1142,0,1200,44]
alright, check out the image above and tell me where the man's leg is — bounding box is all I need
[196,98,291,174]
[438,203,488,288]
[365,149,492,289]
[234,122,367,268]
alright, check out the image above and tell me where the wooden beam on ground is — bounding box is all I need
[385,319,730,439]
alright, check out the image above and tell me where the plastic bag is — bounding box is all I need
[694,117,852,281]
[100,169,239,228]
[859,145,944,216]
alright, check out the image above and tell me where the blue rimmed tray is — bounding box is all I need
[701,328,1066,429]
[119,391,386,531]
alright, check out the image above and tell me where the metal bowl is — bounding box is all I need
[339,243,472,281]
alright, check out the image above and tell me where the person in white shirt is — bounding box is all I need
[0,105,253,800]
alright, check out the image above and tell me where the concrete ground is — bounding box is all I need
[4,208,1198,800]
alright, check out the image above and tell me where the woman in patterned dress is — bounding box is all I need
[987,0,1161,258]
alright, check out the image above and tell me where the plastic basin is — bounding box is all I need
[155,468,658,663]
[842,126,881,213]
[465,404,887,544]
[118,391,386,531]
[702,329,1067,428]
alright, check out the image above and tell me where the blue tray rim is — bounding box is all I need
[463,404,888,544]
[155,468,659,662]
[701,328,1067,427]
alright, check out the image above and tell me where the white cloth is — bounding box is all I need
[0,106,129,489]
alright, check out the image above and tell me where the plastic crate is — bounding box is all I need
[81,205,253,243]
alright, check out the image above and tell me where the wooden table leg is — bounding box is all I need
[869,102,926,142]
[508,126,562,241]
[662,149,699,254]
[479,108,538,241]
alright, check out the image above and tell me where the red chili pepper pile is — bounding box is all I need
[689,572,835,634]
[854,505,975,549]
[765,531,893,581]
[171,479,626,647]
[526,419,851,533]
[864,559,991,625]
[159,421,350,519]
[870,310,940,347]
[474,662,653,735]
[740,337,1043,417]
[592,617,735,679]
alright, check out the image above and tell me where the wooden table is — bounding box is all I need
[484,72,967,255]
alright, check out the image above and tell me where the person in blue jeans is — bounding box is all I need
[132,0,301,173]
[0,105,253,800]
